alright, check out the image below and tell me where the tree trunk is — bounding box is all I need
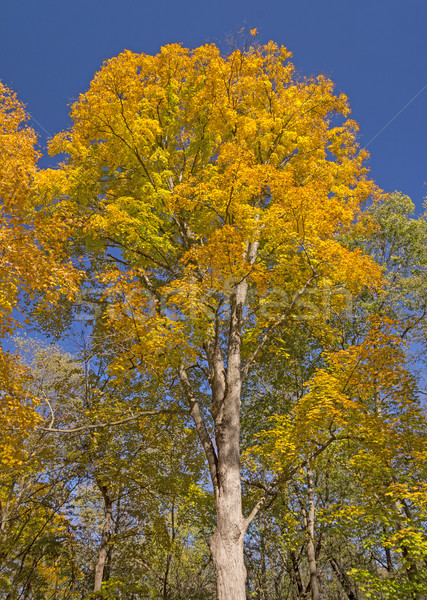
[162,499,176,599]
[289,549,305,598]
[207,278,252,600]
[330,557,359,600]
[180,254,259,599]
[93,483,113,593]
[209,501,246,600]
[394,499,419,598]
[258,523,268,600]
[209,529,246,599]
[306,469,320,600]
[294,472,320,600]
[180,358,248,600]
[209,387,247,600]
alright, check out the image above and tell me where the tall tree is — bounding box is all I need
[35,40,383,598]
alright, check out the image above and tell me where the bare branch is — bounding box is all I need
[42,393,55,429]
[178,365,218,493]
[38,408,186,434]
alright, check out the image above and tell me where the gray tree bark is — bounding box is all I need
[179,241,261,600]
[208,279,249,600]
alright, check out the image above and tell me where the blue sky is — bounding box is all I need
[1,0,426,210]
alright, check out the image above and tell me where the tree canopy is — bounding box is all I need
[1,40,426,600]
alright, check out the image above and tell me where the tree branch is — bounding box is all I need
[243,433,348,532]
[178,365,218,493]
[242,273,319,381]
[38,408,186,434]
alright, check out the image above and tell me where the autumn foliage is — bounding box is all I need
[1,41,426,599]
[37,42,382,375]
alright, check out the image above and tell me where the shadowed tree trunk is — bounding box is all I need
[330,557,359,600]
[93,483,113,593]
[288,549,305,599]
[306,469,320,600]
[295,470,320,600]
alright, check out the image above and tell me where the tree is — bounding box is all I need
[0,82,41,464]
[247,314,427,599]
[0,83,79,466]
[238,191,427,600]
[35,40,383,598]
[9,334,215,599]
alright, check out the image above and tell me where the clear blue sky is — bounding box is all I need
[1,0,426,210]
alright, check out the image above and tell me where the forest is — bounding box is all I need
[0,39,426,600]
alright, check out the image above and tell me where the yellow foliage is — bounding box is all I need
[0,349,40,466]
[253,319,422,474]
[0,83,80,462]
[35,42,383,376]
